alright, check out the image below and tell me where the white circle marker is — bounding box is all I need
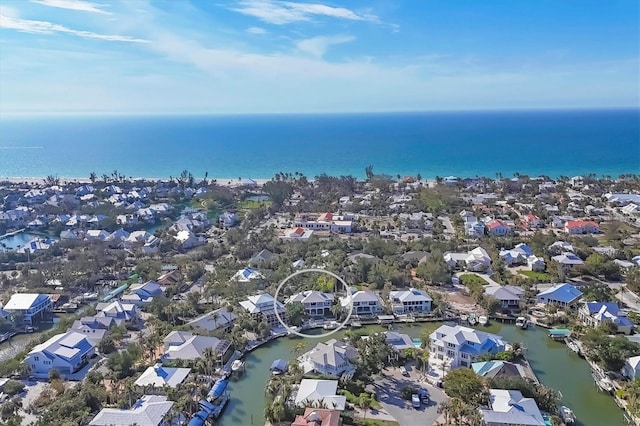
[273,268,354,339]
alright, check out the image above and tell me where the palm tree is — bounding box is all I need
[89,171,97,183]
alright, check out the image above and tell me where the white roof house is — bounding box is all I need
[186,307,236,333]
[552,252,584,267]
[429,325,506,369]
[389,288,432,315]
[134,364,190,388]
[25,331,96,379]
[89,395,176,426]
[174,230,205,249]
[297,339,357,377]
[287,291,334,317]
[162,331,231,362]
[280,227,314,241]
[231,268,265,282]
[480,389,545,426]
[239,293,287,328]
[339,290,381,315]
[484,285,524,309]
[3,293,51,324]
[294,379,346,411]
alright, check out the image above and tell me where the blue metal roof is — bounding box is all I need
[208,379,228,399]
[270,359,287,372]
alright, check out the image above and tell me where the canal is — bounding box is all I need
[219,322,625,426]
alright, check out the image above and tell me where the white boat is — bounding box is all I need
[350,321,362,328]
[515,317,528,329]
[323,321,339,330]
[468,314,478,326]
[478,315,488,326]
[287,326,301,335]
[231,360,244,372]
[592,370,614,393]
[566,339,581,355]
[460,314,468,322]
[559,405,576,424]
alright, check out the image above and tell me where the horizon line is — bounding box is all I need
[1,105,638,118]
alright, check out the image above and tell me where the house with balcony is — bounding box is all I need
[186,307,236,334]
[25,330,96,379]
[162,331,232,366]
[578,302,633,334]
[480,389,545,426]
[389,288,432,315]
[3,293,52,325]
[339,289,382,316]
[484,285,524,310]
[95,300,138,324]
[239,293,287,328]
[564,220,600,234]
[536,283,583,308]
[89,395,178,426]
[287,291,334,317]
[486,219,512,236]
[297,339,357,377]
[429,324,506,369]
[121,280,164,306]
[134,364,190,389]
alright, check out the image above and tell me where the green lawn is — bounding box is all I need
[238,199,272,209]
[459,274,488,286]
[519,270,552,281]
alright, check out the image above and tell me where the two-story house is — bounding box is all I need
[298,339,357,377]
[429,324,506,369]
[339,290,382,316]
[484,285,524,310]
[578,302,633,334]
[286,291,334,317]
[25,330,96,379]
[536,283,583,308]
[3,293,51,325]
[389,288,432,315]
[121,280,164,306]
[239,293,287,328]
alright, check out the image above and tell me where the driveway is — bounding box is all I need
[372,366,448,426]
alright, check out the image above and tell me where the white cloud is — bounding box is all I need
[296,34,354,58]
[31,0,110,14]
[0,13,148,42]
[230,0,378,25]
[246,26,267,34]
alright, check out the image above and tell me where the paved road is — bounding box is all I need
[373,366,447,426]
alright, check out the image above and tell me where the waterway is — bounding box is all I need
[219,322,625,426]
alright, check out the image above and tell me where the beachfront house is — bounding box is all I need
[297,339,357,377]
[162,331,232,365]
[239,293,287,328]
[389,288,432,315]
[623,356,640,380]
[286,291,334,317]
[339,290,382,316]
[536,283,583,308]
[484,285,524,310]
[480,389,545,426]
[3,293,52,325]
[89,395,179,426]
[294,379,346,411]
[134,364,191,389]
[578,302,633,334]
[429,324,506,369]
[186,307,237,334]
[25,331,96,379]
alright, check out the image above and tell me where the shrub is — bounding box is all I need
[2,380,24,396]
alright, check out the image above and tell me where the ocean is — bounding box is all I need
[0,109,638,180]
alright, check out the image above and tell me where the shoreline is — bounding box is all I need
[0,176,272,187]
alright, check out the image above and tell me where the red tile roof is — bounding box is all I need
[293,227,305,236]
[488,220,505,229]
[566,220,599,229]
[291,408,341,426]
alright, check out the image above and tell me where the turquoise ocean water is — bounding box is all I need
[0,109,638,180]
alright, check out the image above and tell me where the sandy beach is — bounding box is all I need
[0,176,270,188]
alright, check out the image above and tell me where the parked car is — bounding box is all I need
[400,366,408,376]
[419,389,429,403]
[412,394,421,408]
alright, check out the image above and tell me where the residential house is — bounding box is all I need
[384,331,415,357]
[471,360,529,380]
[522,214,542,229]
[239,293,287,328]
[95,300,138,324]
[622,356,640,380]
[536,283,583,308]
[249,249,278,266]
[287,291,334,317]
[232,267,265,283]
[339,290,382,316]
[578,302,633,334]
[443,252,469,269]
[89,395,178,426]
[465,247,492,272]
[548,241,574,255]
[527,256,546,272]
[280,227,314,241]
[134,364,191,389]
[16,237,56,254]
[480,389,545,426]
[186,307,236,334]
[465,220,486,238]
[564,220,600,234]
[499,249,527,266]
[605,193,640,206]
[3,293,51,325]
[484,285,523,310]
[174,230,205,250]
[399,251,429,265]
[121,281,164,306]
[294,213,356,234]
[348,253,380,265]
[294,379,346,411]
[292,408,342,426]
[429,324,506,368]
[297,339,357,376]
[162,331,232,365]
[389,288,432,315]
[25,331,96,379]
[70,316,116,345]
[486,219,512,236]
[552,252,584,268]
[85,230,109,242]
[219,211,238,228]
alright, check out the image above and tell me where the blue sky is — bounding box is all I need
[0,0,638,114]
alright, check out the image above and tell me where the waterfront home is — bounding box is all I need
[536,283,583,308]
[339,289,382,316]
[231,267,265,282]
[484,285,523,310]
[25,331,96,379]
[121,280,164,306]
[622,356,640,380]
[3,293,51,325]
[292,408,342,426]
[486,219,512,236]
[297,339,357,377]
[578,302,633,334]
[385,331,415,357]
[105,228,130,243]
[162,331,232,365]
[134,364,190,389]
[95,300,138,324]
[280,227,314,241]
[471,360,529,380]
[249,249,278,266]
[186,307,236,334]
[239,293,287,328]
[287,291,334,317]
[60,229,82,240]
[527,255,546,272]
[89,395,178,426]
[564,220,600,234]
[174,230,205,250]
[389,288,432,315]
[294,379,346,411]
[429,325,506,369]
[551,252,584,268]
[480,389,545,426]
